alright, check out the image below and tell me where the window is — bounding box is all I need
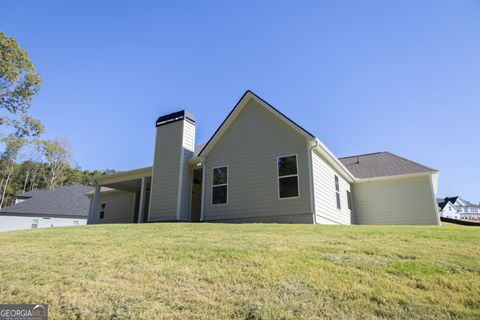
[73,220,79,225]
[472,208,478,213]
[31,219,38,229]
[277,155,299,198]
[464,207,468,213]
[212,166,228,205]
[335,175,341,209]
[99,203,106,219]
[347,190,352,210]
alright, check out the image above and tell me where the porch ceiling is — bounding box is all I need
[103,177,151,192]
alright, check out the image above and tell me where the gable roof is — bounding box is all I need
[339,151,437,179]
[437,196,459,210]
[198,90,315,157]
[453,197,480,209]
[0,184,94,218]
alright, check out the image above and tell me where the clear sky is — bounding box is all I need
[1,1,479,201]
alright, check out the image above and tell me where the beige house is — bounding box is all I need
[87,91,440,225]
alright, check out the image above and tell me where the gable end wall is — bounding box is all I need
[203,98,312,222]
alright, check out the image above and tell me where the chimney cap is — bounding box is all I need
[156,110,195,127]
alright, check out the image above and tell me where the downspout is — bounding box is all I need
[308,140,319,224]
[200,158,206,222]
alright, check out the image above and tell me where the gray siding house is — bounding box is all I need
[88,91,440,225]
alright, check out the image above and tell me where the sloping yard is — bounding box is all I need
[0,223,479,319]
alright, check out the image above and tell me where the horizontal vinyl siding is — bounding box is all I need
[0,216,86,232]
[312,150,351,224]
[149,121,183,221]
[179,121,195,220]
[352,175,439,225]
[179,148,194,220]
[210,213,314,224]
[203,98,312,221]
[183,121,195,150]
[95,191,135,224]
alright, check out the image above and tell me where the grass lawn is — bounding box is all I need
[0,223,479,319]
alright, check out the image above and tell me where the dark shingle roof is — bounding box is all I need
[437,196,458,210]
[339,151,436,179]
[0,184,94,218]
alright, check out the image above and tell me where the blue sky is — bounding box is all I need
[1,1,479,200]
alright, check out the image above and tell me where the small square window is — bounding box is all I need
[73,220,79,225]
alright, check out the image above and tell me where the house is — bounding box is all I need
[87,91,440,225]
[0,184,93,232]
[437,196,480,221]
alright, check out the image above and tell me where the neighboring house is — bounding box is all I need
[0,185,93,232]
[437,196,480,221]
[14,189,47,204]
[87,90,440,225]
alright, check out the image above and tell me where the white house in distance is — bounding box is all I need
[437,196,480,221]
[87,91,440,225]
[0,185,92,232]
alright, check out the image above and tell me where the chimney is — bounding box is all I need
[148,110,196,221]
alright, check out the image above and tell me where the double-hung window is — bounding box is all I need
[31,219,38,229]
[347,190,352,210]
[277,155,299,198]
[335,175,341,209]
[212,166,228,205]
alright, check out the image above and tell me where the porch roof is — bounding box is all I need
[95,166,152,186]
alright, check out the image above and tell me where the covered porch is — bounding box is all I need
[87,167,152,224]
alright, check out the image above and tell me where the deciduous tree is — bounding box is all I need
[0,31,43,138]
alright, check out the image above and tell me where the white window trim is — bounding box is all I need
[346,190,352,211]
[276,154,300,200]
[211,165,228,206]
[335,175,341,210]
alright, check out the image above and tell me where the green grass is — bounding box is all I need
[0,223,479,319]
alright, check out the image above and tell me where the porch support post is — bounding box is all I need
[88,185,101,224]
[137,177,147,223]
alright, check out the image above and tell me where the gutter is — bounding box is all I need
[310,138,356,183]
[354,171,438,183]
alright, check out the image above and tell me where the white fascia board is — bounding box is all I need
[354,171,438,184]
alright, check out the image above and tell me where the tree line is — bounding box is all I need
[0,32,114,208]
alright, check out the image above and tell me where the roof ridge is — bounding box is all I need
[338,151,384,159]
[198,90,315,157]
[383,151,437,172]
